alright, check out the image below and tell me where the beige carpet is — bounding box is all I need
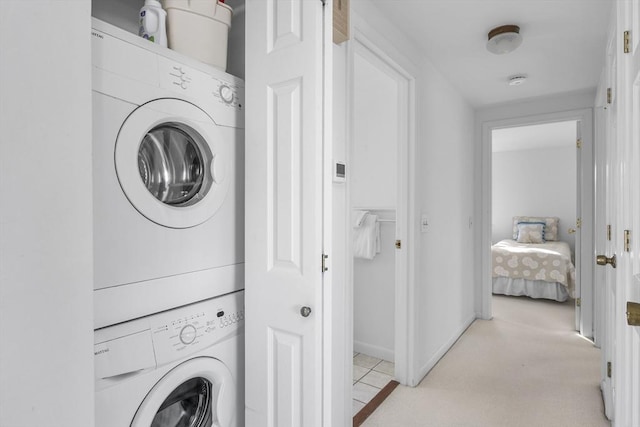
[362,295,610,427]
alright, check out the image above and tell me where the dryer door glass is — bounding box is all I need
[151,377,212,427]
[138,124,212,206]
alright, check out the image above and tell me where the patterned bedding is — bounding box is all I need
[491,239,576,297]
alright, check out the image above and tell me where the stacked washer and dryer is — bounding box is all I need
[91,17,244,427]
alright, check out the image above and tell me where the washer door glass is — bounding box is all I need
[151,377,212,427]
[131,357,235,427]
[138,124,211,206]
[115,99,232,229]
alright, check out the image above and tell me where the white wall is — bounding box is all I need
[353,224,396,360]
[224,0,245,79]
[492,145,577,254]
[351,48,397,209]
[0,2,94,426]
[414,56,476,381]
[351,0,477,385]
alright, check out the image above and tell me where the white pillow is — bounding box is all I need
[513,216,559,241]
[516,222,545,243]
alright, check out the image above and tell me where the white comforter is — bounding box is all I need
[491,239,576,297]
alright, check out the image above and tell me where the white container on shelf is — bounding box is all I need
[162,0,232,70]
[138,0,168,47]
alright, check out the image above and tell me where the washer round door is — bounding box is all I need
[115,99,231,229]
[132,357,235,427]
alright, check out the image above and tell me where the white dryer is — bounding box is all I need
[94,291,244,427]
[91,18,245,328]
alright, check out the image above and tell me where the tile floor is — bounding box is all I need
[352,352,395,416]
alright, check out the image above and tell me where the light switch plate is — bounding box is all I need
[421,214,429,233]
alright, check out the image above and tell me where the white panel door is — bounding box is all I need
[594,88,615,419]
[244,1,329,426]
[621,0,640,424]
[575,122,582,332]
[601,43,617,418]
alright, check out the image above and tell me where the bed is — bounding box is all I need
[492,216,576,302]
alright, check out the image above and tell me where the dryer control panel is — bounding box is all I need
[156,56,244,129]
[91,18,244,130]
[150,290,244,367]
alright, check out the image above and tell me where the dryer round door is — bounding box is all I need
[115,99,231,229]
[132,357,235,427]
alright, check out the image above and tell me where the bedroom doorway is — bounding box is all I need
[481,108,595,340]
[491,120,578,306]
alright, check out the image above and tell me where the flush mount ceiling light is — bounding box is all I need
[486,24,523,54]
[508,75,527,86]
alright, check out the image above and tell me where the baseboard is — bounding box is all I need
[415,314,476,384]
[354,340,394,362]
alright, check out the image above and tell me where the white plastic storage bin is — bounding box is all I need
[162,0,232,70]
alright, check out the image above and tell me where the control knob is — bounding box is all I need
[180,324,197,345]
[219,85,234,104]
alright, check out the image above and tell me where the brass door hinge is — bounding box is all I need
[577,218,582,229]
[624,230,631,252]
[321,254,328,272]
[607,224,612,241]
[395,239,401,249]
[607,88,612,104]
[624,31,631,54]
[576,298,581,307]
[607,361,612,378]
[576,139,582,149]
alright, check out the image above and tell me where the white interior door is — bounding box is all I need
[601,56,617,420]
[244,1,329,425]
[630,5,640,424]
[621,0,640,423]
[577,116,596,339]
[575,122,582,332]
[594,101,613,419]
[598,26,619,421]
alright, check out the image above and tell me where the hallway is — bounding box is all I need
[362,295,609,427]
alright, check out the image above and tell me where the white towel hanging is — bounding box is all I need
[353,214,380,259]
[352,210,369,228]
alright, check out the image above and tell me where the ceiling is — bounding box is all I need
[492,120,577,152]
[368,0,613,108]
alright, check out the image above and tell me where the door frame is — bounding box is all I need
[480,108,594,338]
[346,28,416,386]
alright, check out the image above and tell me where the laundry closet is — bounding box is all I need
[90,1,248,426]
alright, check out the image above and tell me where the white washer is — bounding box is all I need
[94,290,244,427]
[91,18,245,328]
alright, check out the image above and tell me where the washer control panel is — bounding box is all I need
[150,291,244,366]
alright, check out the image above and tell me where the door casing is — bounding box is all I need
[479,108,595,340]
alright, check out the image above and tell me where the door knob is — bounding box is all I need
[568,228,576,234]
[596,254,617,268]
[300,306,312,317]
